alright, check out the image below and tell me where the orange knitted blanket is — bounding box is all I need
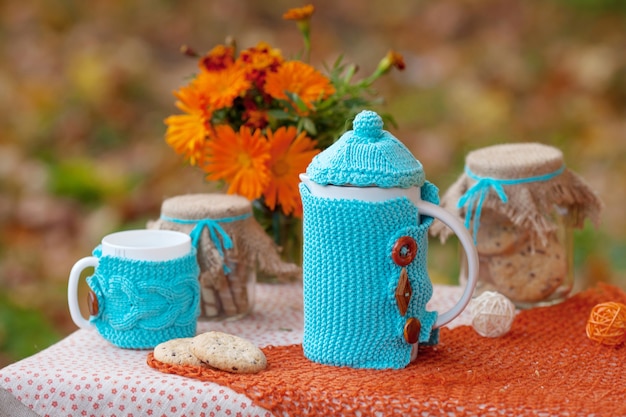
[147,284,626,416]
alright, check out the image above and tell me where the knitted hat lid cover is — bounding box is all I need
[306,110,425,188]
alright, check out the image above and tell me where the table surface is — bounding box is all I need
[0,283,473,417]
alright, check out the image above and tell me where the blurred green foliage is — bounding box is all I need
[48,158,128,204]
[555,0,626,13]
[0,294,61,363]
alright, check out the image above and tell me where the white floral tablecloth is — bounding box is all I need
[0,283,472,417]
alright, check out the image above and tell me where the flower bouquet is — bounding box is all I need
[164,4,405,263]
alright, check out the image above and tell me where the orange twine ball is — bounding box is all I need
[586,301,626,346]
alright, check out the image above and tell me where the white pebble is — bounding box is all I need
[470,291,516,337]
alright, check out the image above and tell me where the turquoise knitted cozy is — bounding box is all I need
[306,110,425,188]
[300,182,440,369]
[86,247,200,349]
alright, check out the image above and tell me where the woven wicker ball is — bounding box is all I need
[586,302,626,346]
[470,291,516,338]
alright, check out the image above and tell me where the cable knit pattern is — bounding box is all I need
[306,110,425,188]
[87,248,200,349]
[300,183,440,369]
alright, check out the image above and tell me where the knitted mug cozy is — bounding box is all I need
[86,247,200,349]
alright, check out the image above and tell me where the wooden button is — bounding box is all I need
[395,267,412,316]
[404,317,421,344]
[392,236,417,266]
[88,290,99,316]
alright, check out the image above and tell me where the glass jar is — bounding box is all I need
[461,205,575,308]
[433,143,602,309]
[198,240,256,321]
[149,193,257,321]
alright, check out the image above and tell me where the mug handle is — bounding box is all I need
[417,200,479,329]
[67,256,99,330]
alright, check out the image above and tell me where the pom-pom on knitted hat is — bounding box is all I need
[306,110,424,188]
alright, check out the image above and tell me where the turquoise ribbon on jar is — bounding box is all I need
[160,213,251,273]
[457,165,565,242]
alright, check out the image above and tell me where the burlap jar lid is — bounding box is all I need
[466,143,563,179]
[432,142,603,244]
[160,193,251,220]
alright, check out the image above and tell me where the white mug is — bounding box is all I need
[99,229,191,261]
[67,229,198,349]
[299,173,478,329]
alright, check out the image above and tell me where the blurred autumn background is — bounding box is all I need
[1,0,625,367]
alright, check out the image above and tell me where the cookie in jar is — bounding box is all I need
[432,143,603,308]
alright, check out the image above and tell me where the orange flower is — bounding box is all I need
[199,44,236,72]
[237,42,284,87]
[370,50,406,81]
[264,61,335,111]
[172,83,211,115]
[203,125,270,200]
[243,108,269,129]
[164,86,211,165]
[381,50,406,72]
[264,126,320,217]
[283,5,314,61]
[282,4,314,21]
[194,65,251,110]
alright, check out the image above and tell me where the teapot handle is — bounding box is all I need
[417,200,479,328]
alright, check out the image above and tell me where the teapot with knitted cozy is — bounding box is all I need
[298,110,479,369]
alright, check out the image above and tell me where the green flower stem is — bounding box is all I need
[297,21,311,62]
